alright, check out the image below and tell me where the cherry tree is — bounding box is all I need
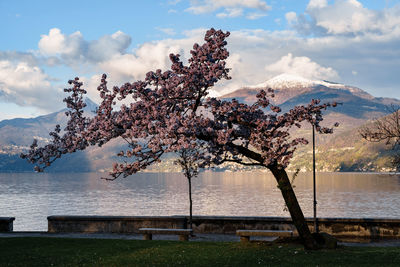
[21,28,338,249]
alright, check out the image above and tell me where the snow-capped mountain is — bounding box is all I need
[221,73,400,128]
[250,73,319,89]
[249,73,358,90]
[224,73,382,103]
[248,73,371,99]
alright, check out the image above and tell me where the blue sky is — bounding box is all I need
[1,0,400,119]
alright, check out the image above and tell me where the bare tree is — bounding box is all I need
[176,147,201,231]
[360,106,400,171]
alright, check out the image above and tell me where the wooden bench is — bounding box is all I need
[138,228,193,241]
[236,229,294,242]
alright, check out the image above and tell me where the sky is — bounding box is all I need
[1,0,400,120]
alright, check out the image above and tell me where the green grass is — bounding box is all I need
[0,237,399,266]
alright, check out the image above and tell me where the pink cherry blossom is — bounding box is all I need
[21,28,339,249]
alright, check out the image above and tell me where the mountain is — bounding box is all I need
[220,73,400,172]
[1,74,399,172]
[0,98,122,172]
[288,120,397,172]
[0,98,98,151]
[221,73,400,131]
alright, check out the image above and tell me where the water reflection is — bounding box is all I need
[0,172,399,231]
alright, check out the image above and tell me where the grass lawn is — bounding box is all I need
[0,237,399,266]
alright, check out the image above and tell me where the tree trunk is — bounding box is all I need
[188,177,193,230]
[269,164,318,250]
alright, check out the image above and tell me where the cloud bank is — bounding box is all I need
[289,0,400,37]
[265,53,338,81]
[1,0,400,116]
[38,28,132,65]
[0,60,62,111]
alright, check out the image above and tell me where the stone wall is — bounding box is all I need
[190,216,400,239]
[47,216,186,233]
[0,217,15,232]
[315,217,400,239]
[46,215,400,239]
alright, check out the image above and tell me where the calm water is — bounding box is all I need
[1,172,400,231]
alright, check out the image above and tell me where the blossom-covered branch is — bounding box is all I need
[21,28,339,249]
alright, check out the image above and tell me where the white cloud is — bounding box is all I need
[307,0,327,9]
[265,53,339,80]
[87,31,131,62]
[285,12,297,24]
[0,60,63,111]
[38,28,68,55]
[38,28,131,65]
[54,30,204,97]
[217,8,243,18]
[98,39,190,83]
[290,0,400,36]
[186,0,270,18]
[307,0,373,35]
[38,28,84,59]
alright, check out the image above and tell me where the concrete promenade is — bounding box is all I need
[1,231,400,247]
[47,215,400,239]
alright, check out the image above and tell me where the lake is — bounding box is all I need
[1,172,400,231]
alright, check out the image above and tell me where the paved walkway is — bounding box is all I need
[0,232,240,242]
[1,232,400,247]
